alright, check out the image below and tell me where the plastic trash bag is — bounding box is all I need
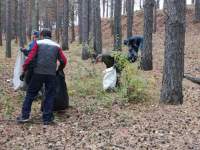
[13,51,25,91]
[103,67,117,90]
[53,70,69,111]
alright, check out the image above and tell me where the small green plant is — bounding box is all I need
[112,51,130,73]
[120,63,148,103]
[3,96,14,118]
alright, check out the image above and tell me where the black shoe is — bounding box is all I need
[16,116,30,123]
[43,121,55,125]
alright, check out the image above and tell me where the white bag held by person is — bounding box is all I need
[13,51,25,91]
[103,67,117,90]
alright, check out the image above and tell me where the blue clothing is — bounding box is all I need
[22,40,36,56]
[22,74,56,122]
[125,36,143,63]
[126,36,144,52]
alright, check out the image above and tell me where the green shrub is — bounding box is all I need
[112,51,130,73]
[120,63,148,103]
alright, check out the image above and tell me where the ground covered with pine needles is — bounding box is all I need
[0,8,200,149]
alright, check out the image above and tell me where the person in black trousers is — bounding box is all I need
[17,29,67,125]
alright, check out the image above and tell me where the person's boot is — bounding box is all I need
[16,116,30,123]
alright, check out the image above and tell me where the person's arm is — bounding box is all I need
[22,42,38,72]
[57,47,67,71]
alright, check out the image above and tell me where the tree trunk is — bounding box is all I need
[62,0,69,50]
[78,0,82,43]
[6,0,12,58]
[18,0,26,48]
[56,0,61,42]
[13,0,18,43]
[27,0,34,40]
[127,0,134,38]
[163,0,167,10]
[110,0,114,35]
[106,0,109,18]
[22,0,27,45]
[110,0,114,18]
[192,0,195,4]
[103,0,106,17]
[88,0,93,34]
[36,0,39,31]
[32,0,39,31]
[153,0,157,33]
[70,2,75,43]
[140,0,154,70]
[161,0,186,105]
[195,0,200,22]
[0,0,2,46]
[82,0,90,60]
[94,0,102,55]
[123,0,127,15]
[156,0,160,9]
[114,0,122,51]
[140,0,143,9]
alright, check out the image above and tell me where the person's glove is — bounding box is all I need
[20,72,25,81]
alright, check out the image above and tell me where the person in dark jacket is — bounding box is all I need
[124,36,143,62]
[17,29,67,125]
[20,31,40,85]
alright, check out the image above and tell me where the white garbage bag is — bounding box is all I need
[103,67,117,90]
[13,51,25,91]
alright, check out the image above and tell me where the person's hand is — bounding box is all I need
[20,72,25,81]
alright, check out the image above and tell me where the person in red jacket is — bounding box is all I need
[17,29,67,125]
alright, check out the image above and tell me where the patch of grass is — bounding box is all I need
[2,95,15,119]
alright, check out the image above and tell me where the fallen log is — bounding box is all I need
[184,74,200,85]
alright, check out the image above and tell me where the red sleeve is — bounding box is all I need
[58,48,67,66]
[23,43,38,72]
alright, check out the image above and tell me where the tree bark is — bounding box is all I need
[153,0,157,33]
[127,0,134,38]
[78,0,82,43]
[106,0,109,18]
[82,0,90,60]
[18,0,26,48]
[32,0,39,31]
[56,0,62,42]
[110,0,114,35]
[141,0,154,70]
[195,0,200,22]
[62,0,69,50]
[161,0,186,105]
[27,0,34,40]
[70,2,75,43]
[123,0,127,15]
[103,0,106,17]
[110,0,114,18]
[6,0,12,58]
[94,0,102,55]
[36,0,39,31]
[0,0,2,46]
[114,0,122,51]
[192,0,195,4]
[140,0,143,9]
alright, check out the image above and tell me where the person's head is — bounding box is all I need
[32,30,40,40]
[40,28,52,39]
[124,38,136,47]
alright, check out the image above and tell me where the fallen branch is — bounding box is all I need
[184,74,200,85]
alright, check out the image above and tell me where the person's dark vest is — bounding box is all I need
[34,39,60,76]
